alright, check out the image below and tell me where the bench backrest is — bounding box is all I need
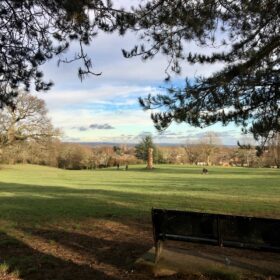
[152,209,280,252]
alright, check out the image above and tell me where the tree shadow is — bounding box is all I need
[20,227,151,270]
[106,165,273,175]
[0,231,118,280]
[0,182,145,223]
[0,181,278,224]
[102,165,205,175]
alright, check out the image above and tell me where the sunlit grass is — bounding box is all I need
[0,262,9,274]
[0,164,279,227]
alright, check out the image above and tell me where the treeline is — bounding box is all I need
[0,141,142,169]
[0,92,279,169]
[159,132,280,168]
[1,138,279,169]
[159,145,279,168]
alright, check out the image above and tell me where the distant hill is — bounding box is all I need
[65,141,184,147]
[65,141,237,147]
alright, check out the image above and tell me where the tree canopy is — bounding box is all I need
[135,0,280,147]
[0,0,130,106]
[1,0,280,146]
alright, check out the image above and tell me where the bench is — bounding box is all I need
[152,208,280,263]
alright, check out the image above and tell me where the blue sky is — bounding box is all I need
[37,2,247,146]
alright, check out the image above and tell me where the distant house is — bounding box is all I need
[197,162,207,166]
[219,161,230,167]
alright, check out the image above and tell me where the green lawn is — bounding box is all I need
[0,164,279,279]
[0,164,279,227]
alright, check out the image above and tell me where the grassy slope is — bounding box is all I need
[0,164,279,226]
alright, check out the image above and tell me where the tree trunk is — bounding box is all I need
[147,148,153,169]
[207,155,211,166]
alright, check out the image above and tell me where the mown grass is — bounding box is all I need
[0,164,279,226]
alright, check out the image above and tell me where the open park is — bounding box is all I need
[0,164,279,279]
[1,0,280,279]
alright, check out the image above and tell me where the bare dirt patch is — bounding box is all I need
[0,218,205,280]
[0,218,278,280]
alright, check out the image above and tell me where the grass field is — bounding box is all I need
[0,164,279,280]
[0,164,279,226]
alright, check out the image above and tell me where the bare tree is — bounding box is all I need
[185,132,221,166]
[237,135,257,167]
[267,133,280,168]
[184,139,202,165]
[199,132,221,166]
[0,91,60,165]
[0,92,59,147]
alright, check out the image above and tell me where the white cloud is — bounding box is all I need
[40,84,159,109]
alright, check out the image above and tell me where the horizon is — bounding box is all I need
[64,140,239,148]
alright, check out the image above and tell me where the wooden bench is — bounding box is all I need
[152,208,280,263]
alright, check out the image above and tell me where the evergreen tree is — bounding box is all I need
[131,0,280,148]
[135,135,157,162]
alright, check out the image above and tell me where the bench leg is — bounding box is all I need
[154,240,163,264]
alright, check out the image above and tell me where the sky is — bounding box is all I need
[37,1,246,146]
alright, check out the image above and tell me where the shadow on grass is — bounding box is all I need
[101,166,210,175]
[0,231,118,280]
[0,181,279,225]
[100,165,279,176]
[0,182,144,224]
